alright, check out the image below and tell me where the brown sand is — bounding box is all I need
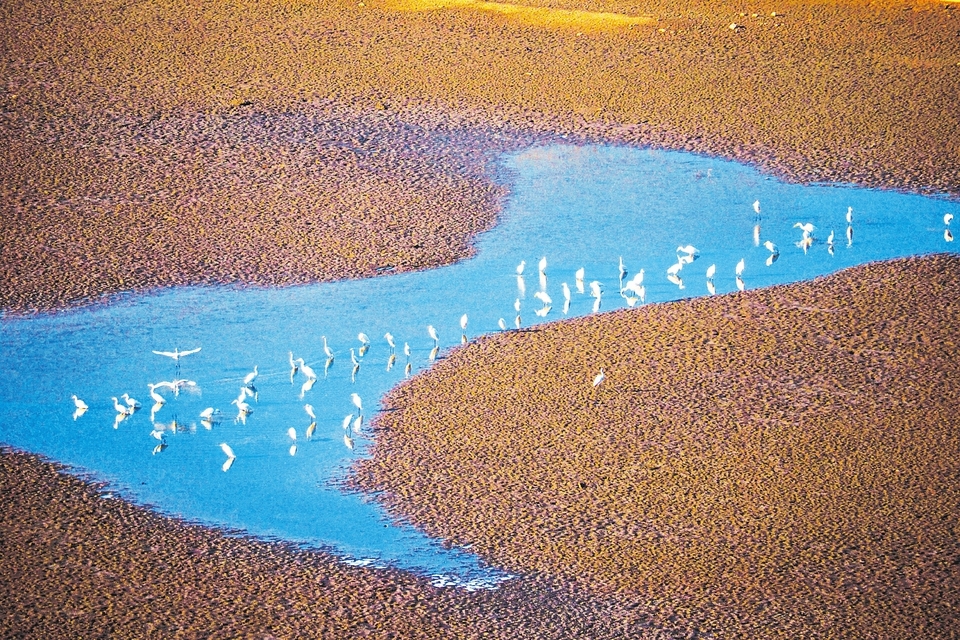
[354,254,960,637]
[2,0,960,636]
[2,0,959,311]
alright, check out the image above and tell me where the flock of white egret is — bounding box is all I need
[68,201,955,468]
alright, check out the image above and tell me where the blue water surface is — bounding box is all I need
[1,144,957,585]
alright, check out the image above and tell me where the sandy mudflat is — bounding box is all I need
[2,0,959,636]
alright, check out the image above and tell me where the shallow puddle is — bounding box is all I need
[1,144,957,585]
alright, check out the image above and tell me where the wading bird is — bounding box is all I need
[593,369,605,387]
[322,336,334,360]
[516,260,525,275]
[287,427,297,441]
[351,393,363,414]
[846,206,854,224]
[72,395,88,411]
[358,333,370,356]
[152,347,201,375]
[147,384,166,406]
[385,333,396,353]
[121,393,141,412]
[297,358,317,381]
[243,365,258,387]
[735,258,745,277]
[706,264,716,280]
[945,213,954,226]
[112,396,132,416]
[427,325,439,346]
[220,443,236,472]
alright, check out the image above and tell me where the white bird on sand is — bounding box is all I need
[735,258,745,276]
[243,365,258,386]
[304,404,316,421]
[322,336,334,360]
[593,369,605,387]
[297,358,317,380]
[516,260,525,275]
[846,206,854,224]
[351,392,363,414]
[287,427,297,441]
[575,267,585,294]
[706,264,716,279]
[72,395,88,411]
[427,325,439,346]
[152,347,201,362]
[945,213,954,226]
[385,333,396,353]
[498,318,507,331]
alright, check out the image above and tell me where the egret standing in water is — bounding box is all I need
[516,260,525,275]
[358,333,370,356]
[243,365,258,387]
[322,336,334,360]
[351,392,363,415]
[427,325,439,347]
[121,393,141,412]
[219,443,236,472]
[72,395,88,420]
[297,358,317,381]
[385,333,396,353]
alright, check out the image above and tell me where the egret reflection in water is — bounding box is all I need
[1,144,958,585]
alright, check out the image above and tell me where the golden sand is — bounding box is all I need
[387,1,655,31]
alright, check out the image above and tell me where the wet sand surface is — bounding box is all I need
[354,254,960,637]
[2,0,960,636]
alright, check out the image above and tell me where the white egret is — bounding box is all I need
[538,256,547,275]
[112,397,131,415]
[287,427,297,441]
[946,229,955,242]
[147,384,166,406]
[516,260,525,275]
[589,281,602,299]
[735,258,745,276]
[289,351,299,379]
[562,282,571,302]
[304,404,316,421]
[122,393,142,411]
[677,245,699,258]
[152,347,201,361]
[763,240,778,254]
[514,298,521,313]
[846,206,853,224]
[753,200,761,215]
[534,291,552,305]
[427,325,439,346]
[827,230,835,246]
[199,407,220,420]
[351,392,363,414]
[498,318,507,331]
[322,336,334,360]
[706,264,716,279]
[575,267,585,294]
[243,365,258,386]
[72,395,88,411]
[666,262,683,277]
[297,358,317,380]
[945,213,954,226]
[593,369,605,387]
[385,333,396,352]
[535,306,551,317]
[403,342,411,358]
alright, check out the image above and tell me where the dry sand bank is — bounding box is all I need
[0,447,687,638]
[353,254,960,638]
[2,0,959,311]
